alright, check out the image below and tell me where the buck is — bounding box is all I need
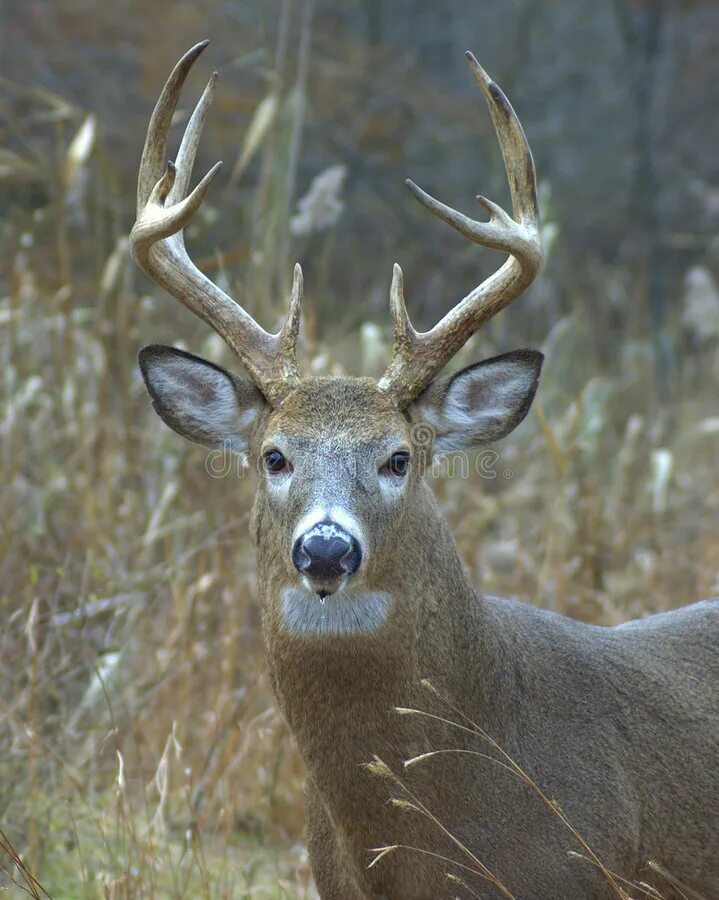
[130,42,719,900]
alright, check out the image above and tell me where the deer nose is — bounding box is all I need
[292,521,362,581]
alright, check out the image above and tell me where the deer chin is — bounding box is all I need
[280,585,390,637]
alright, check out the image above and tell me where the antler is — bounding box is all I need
[378,52,543,408]
[130,41,302,406]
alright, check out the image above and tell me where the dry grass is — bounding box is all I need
[2,20,718,899]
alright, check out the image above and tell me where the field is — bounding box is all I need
[2,3,719,897]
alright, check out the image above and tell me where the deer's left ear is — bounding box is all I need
[408,349,543,452]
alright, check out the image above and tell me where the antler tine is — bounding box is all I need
[130,43,302,406]
[467,52,539,227]
[137,41,209,211]
[378,53,543,408]
[167,68,218,207]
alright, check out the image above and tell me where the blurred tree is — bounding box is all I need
[612,0,669,393]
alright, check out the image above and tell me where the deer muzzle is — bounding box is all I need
[292,520,362,594]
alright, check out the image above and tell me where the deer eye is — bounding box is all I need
[380,451,410,477]
[263,449,289,474]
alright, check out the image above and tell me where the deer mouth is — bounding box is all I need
[281,586,390,636]
[301,573,348,600]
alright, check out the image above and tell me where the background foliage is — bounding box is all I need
[1,1,718,896]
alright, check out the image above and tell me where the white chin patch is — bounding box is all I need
[281,586,389,636]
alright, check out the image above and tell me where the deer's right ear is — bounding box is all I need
[138,345,267,453]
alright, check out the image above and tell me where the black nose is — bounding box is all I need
[292,520,362,580]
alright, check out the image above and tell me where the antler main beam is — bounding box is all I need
[130,41,301,406]
[378,52,543,408]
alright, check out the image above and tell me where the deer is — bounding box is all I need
[130,41,719,900]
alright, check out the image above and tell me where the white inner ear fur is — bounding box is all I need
[413,357,538,452]
[444,360,535,421]
[146,355,260,452]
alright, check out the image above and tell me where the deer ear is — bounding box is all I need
[409,349,543,452]
[138,345,267,453]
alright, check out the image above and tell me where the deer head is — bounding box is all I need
[132,41,543,632]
